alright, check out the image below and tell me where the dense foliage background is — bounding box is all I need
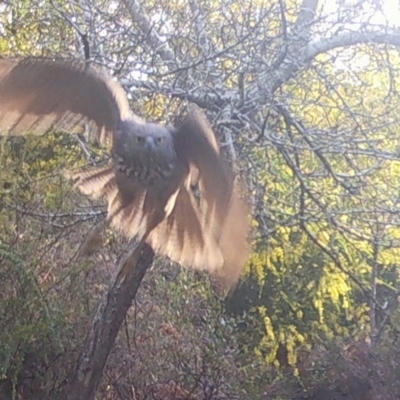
[2,0,400,398]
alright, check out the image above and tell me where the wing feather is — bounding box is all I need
[68,166,161,242]
[0,57,132,142]
[174,109,235,239]
[146,183,224,272]
[174,109,250,286]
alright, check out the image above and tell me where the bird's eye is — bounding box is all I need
[136,136,143,142]
[157,137,164,143]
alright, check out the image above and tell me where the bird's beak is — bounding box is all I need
[144,136,155,150]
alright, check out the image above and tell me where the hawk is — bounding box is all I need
[0,58,249,287]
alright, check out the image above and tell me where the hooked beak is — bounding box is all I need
[144,136,155,151]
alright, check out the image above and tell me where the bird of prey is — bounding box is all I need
[0,58,249,287]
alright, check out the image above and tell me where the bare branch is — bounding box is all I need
[121,0,175,62]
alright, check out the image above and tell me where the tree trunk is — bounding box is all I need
[64,240,154,400]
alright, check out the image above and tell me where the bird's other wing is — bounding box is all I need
[0,57,133,143]
[146,181,224,273]
[174,108,250,287]
[174,108,237,240]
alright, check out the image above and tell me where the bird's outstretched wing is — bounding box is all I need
[174,109,250,286]
[146,180,224,273]
[0,57,132,142]
[174,109,233,238]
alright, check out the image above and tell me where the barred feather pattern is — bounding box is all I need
[68,166,225,272]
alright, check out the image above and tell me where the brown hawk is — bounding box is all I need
[0,58,249,287]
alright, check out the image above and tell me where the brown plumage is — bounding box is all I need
[0,57,249,287]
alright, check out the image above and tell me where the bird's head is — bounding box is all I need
[114,120,176,164]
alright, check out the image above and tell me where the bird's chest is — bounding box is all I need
[114,155,177,188]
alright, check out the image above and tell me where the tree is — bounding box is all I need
[2,0,400,397]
